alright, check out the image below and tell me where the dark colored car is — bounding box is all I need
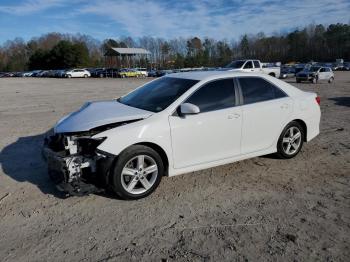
[156,70,174,77]
[280,66,296,79]
[92,68,119,78]
[147,69,157,77]
[0,72,15,77]
[294,64,308,74]
[342,62,350,71]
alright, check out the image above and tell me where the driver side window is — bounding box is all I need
[185,79,235,113]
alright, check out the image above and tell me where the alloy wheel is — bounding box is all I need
[121,155,158,195]
[282,126,302,155]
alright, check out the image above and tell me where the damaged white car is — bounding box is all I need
[43,71,321,199]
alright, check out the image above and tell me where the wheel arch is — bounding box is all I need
[268,72,276,77]
[291,119,307,142]
[134,142,169,176]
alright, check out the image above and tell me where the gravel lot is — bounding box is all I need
[0,73,349,261]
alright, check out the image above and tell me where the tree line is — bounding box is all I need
[0,23,349,72]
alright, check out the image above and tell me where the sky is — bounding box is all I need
[0,0,349,44]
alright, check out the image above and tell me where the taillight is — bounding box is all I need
[315,96,320,105]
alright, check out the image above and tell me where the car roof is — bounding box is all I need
[166,70,268,81]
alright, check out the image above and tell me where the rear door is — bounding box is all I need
[238,77,293,154]
[253,60,262,73]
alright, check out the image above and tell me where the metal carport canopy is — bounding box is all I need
[109,48,151,55]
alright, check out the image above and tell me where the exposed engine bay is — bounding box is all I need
[43,133,106,196]
[43,121,139,196]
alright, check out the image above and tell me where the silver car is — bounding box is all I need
[296,66,334,84]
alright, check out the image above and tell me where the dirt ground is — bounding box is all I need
[0,73,349,261]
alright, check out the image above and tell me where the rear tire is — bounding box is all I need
[111,145,163,200]
[276,121,305,159]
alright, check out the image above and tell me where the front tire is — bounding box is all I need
[328,77,334,83]
[276,121,305,159]
[111,145,163,200]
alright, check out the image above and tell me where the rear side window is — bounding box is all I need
[253,61,260,68]
[244,61,253,69]
[186,79,235,113]
[239,77,286,104]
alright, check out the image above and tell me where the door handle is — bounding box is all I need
[228,113,240,119]
[280,103,289,109]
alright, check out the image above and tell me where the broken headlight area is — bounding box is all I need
[43,133,114,196]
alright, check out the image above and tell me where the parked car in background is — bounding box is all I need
[340,62,350,71]
[296,66,334,84]
[147,69,158,77]
[30,70,43,77]
[65,69,91,78]
[332,63,343,71]
[22,71,34,77]
[280,66,296,79]
[37,70,49,77]
[13,72,25,77]
[324,63,333,69]
[92,68,119,78]
[134,68,148,77]
[54,70,67,78]
[43,71,320,199]
[156,69,174,77]
[118,69,142,78]
[0,72,15,77]
[89,68,104,76]
[224,59,280,78]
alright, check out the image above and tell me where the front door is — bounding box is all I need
[242,61,255,73]
[169,78,242,169]
[318,68,327,80]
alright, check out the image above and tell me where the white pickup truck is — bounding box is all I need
[224,59,280,78]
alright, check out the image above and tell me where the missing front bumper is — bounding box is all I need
[42,138,115,196]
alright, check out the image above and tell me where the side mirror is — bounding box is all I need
[179,103,200,115]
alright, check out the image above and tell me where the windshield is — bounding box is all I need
[225,60,245,69]
[118,77,199,112]
[308,66,321,72]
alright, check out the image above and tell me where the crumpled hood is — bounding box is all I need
[54,100,153,133]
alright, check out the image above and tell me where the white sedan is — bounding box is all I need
[65,69,91,78]
[43,71,321,199]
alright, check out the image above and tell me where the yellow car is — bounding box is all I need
[118,69,142,78]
